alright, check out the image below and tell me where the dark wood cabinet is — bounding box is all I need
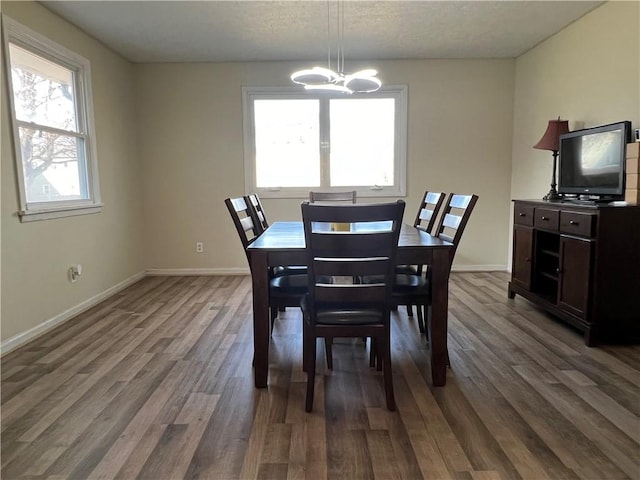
[558,236,592,318]
[512,225,533,290]
[508,199,640,346]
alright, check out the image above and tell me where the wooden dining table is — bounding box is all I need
[247,221,455,388]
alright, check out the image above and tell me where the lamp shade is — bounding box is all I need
[533,119,570,152]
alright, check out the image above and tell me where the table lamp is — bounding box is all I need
[534,118,570,200]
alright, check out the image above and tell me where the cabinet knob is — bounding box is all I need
[556,268,561,274]
[541,216,549,221]
[519,213,526,217]
[569,220,578,225]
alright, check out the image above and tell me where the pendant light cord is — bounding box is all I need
[328,0,345,76]
[340,0,345,74]
[327,0,331,72]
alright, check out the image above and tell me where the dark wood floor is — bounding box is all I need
[2,272,639,479]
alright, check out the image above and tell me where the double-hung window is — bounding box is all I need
[242,86,407,198]
[3,16,101,222]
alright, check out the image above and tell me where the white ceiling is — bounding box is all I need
[40,1,604,63]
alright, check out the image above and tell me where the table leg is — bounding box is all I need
[250,251,269,388]
[429,249,450,386]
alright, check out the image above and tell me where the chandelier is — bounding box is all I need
[290,1,382,94]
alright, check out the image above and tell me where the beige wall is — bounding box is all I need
[3,0,637,350]
[136,59,515,273]
[511,1,640,201]
[1,2,145,343]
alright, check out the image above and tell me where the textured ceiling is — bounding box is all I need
[40,1,604,63]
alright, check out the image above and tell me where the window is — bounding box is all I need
[3,16,101,222]
[243,86,407,198]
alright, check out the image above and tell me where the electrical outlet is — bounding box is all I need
[69,264,82,283]
[196,242,204,253]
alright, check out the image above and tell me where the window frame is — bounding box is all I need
[2,15,102,222]
[242,85,407,199]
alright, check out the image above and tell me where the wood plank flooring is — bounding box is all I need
[2,272,639,479]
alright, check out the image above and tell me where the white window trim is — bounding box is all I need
[242,85,407,199]
[2,15,102,222]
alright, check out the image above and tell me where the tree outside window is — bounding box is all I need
[4,16,101,221]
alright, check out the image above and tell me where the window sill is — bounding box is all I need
[18,203,103,222]
[255,188,406,200]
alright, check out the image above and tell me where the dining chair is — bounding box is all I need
[225,196,307,333]
[309,190,357,203]
[245,192,306,278]
[224,196,260,251]
[398,190,446,317]
[245,193,269,234]
[301,200,405,412]
[414,190,446,233]
[387,193,478,335]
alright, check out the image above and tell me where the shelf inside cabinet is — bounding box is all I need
[539,271,558,281]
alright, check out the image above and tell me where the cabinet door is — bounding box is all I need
[558,236,593,319]
[512,225,533,290]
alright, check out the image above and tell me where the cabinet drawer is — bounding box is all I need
[534,208,559,231]
[514,205,534,226]
[560,211,596,238]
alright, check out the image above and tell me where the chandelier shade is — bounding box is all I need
[291,67,340,86]
[344,70,382,93]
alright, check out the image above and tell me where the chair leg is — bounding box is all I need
[425,305,431,343]
[302,320,310,373]
[380,332,396,411]
[270,307,278,334]
[416,305,425,333]
[406,304,414,317]
[369,337,377,368]
[305,334,317,412]
[324,337,333,370]
[375,337,382,372]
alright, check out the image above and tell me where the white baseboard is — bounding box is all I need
[452,264,508,272]
[146,267,250,276]
[1,271,146,356]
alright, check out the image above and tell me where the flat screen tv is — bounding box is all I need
[558,120,632,198]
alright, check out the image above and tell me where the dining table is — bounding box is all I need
[247,221,455,388]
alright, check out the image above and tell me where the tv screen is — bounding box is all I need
[558,121,631,197]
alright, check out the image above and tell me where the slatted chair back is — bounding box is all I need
[309,190,357,204]
[225,197,260,261]
[433,193,479,263]
[245,193,269,234]
[413,190,446,234]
